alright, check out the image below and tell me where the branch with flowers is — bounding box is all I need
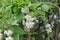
[0,0,59,40]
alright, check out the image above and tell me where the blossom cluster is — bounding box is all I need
[0,30,13,40]
[45,23,52,33]
[23,15,36,32]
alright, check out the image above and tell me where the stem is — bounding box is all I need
[18,34,19,40]
[55,23,59,40]
[27,32,30,40]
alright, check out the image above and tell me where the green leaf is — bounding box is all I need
[58,32,60,37]
[0,7,3,12]
[25,0,30,2]
[16,13,25,21]
[41,4,49,12]
[12,33,19,40]
[30,2,41,9]
[57,20,60,23]
[40,11,46,16]
[7,15,14,24]
[10,25,25,35]
[32,37,35,40]
[5,5,13,11]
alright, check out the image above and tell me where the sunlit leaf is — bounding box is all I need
[57,20,60,23]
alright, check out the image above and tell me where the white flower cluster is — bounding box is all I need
[45,23,52,33]
[49,14,58,19]
[24,15,36,22]
[4,30,13,40]
[25,22,34,29]
[23,15,36,32]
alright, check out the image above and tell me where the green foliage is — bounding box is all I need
[10,25,25,35]
[58,32,60,38]
[57,20,60,23]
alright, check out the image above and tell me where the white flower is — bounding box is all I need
[21,7,29,13]
[45,23,52,33]
[24,22,34,32]
[46,28,52,33]
[4,30,8,35]
[6,36,13,40]
[22,20,25,25]
[51,21,55,25]
[36,20,39,23]
[21,8,26,13]
[45,23,51,28]
[24,15,36,22]
[31,18,36,21]
[6,30,13,36]
[49,15,53,18]
[25,22,34,29]
[23,15,36,32]
[59,8,60,13]
[24,15,32,21]
[46,30,52,33]
[54,15,58,19]
[0,33,3,40]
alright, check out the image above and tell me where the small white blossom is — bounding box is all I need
[4,30,8,35]
[36,20,39,23]
[22,20,25,25]
[23,15,36,32]
[46,30,52,33]
[45,23,51,28]
[21,7,29,13]
[45,23,52,33]
[24,15,32,21]
[25,22,34,29]
[46,28,52,33]
[21,8,26,13]
[59,8,60,13]
[49,15,53,18]
[0,33,3,40]
[24,22,35,32]
[6,30,13,36]
[24,15,36,22]
[6,36,13,40]
[54,15,58,19]
[31,18,36,21]
[51,21,55,25]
